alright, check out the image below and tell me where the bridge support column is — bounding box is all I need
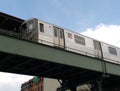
[89,79,103,91]
[97,80,102,91]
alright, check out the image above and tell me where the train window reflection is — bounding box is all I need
[39,23,44,32]
[108,47,117,55]
[74,35,85,45]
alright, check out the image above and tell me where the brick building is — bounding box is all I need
[21,77,90,91]
[21,77,44,91]
[21,77,120,91]
[21,77,60,91]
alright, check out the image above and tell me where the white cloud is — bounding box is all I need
[0,72,33,91]
[81,24,120,47]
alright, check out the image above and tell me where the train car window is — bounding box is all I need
[74,35,85,45]
[60,31,63,39]
[93,40,101,50]
[108,47,117,55]
[54,29,57,37]
[28,21,34,32]
[68,33,72,39]
[39,23,44,32]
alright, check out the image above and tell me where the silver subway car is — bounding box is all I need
[20,18,120,64]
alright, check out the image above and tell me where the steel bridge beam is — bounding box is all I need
[0,33,120,76]
[1,33,120,91]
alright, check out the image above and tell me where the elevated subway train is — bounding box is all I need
[20,18,120,64]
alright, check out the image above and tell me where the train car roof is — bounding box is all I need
[0,12,25,32]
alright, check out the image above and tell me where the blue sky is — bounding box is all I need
[1,0,120,91]
[1,0,120,32]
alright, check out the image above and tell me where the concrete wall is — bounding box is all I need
[44,78,60,91]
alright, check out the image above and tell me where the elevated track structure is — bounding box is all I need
[0,12,120,91]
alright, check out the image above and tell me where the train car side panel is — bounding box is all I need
[38,20,54,46]
[101,42,120,64]
[64,30,94,57]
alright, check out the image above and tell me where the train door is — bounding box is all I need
[93,40,102,58]
[54,27,65,48]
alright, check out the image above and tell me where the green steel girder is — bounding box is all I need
[0,33,120,77]
[106,62,120,76]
